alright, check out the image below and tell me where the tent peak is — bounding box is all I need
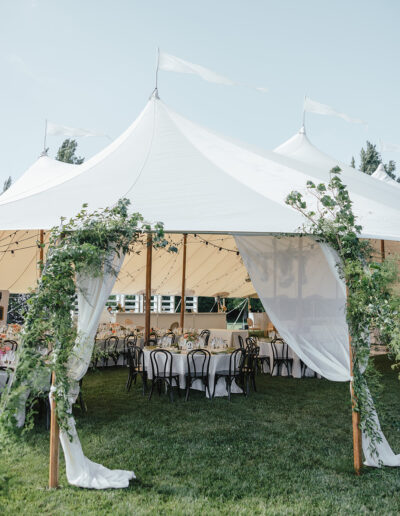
[149,87,160,100]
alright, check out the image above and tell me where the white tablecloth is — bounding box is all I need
[143,349,242,398]
[207,329,248,348]
[258,341,319,379]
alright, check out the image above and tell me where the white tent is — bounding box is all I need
[3,93,400,488]
[372,163,400,187]
[0,94,399,238]
[0,95,399,295]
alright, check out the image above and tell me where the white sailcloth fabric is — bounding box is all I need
[158,51,268,92]
[58,251,136,488]
[235,235,400,467]
[304,97,367,126]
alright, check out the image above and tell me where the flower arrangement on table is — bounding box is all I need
[183,331,199,342]
[0,346,11,355]
[149,328,159,339]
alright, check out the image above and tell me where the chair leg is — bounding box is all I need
[213,375,219,399]
[142,373,147,395]
[148,381,155,400]
[126,372,132,391]
[169,382,174,403]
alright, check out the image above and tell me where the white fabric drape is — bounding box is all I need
[235,235,350,381]
[235,235,400,467]
[58,252,136,488]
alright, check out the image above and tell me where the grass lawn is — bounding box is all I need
[1,356,400,515]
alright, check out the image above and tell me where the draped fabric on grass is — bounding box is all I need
[58,252,135,489]
[235,235,400,467]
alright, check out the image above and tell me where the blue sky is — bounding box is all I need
[1,0,399,186]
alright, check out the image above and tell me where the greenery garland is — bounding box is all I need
[0,199,176,437]
[286,167,400,460]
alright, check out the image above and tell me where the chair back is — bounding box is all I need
[238,335,245,349]
[124,334,137,350]
[229,348,246,376]
[271,338,288,360]
[187,349,210,378]
[127,344,144,371]
[105,335,119,353]
[199,329,211,347]
[0,366,10,394]
[4,340,18,351]
[144,338,158,347]
[245,345,259,372]
[161,333,175,346]
[150,349,173,379]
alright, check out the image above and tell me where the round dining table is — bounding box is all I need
[142,348,243,398]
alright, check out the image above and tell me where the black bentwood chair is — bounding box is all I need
[104,336,120,366]
[144,338,158,348]
[121,334,137,364]
[242,345,259,394]
[185,349,211,401]
[0,366,11,396]
[238,335,245,349]
[213,348,246,401]
[4,340,18,351]
[148,349,180,402]
[126,345,147,395]
[271,337,293,376]
[199,329,211,347]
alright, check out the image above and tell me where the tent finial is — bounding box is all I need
[40,119,49,157]
[302,96,306,133]
[155,47,160,95]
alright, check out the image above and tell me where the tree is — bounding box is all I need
[359,141,382,175]
[56,139,84,164]
[350,156,356,168]
[355,141,399,182]
[2,176,12,193]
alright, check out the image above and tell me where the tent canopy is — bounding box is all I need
[0,94,399,239]
[0,94,399,294]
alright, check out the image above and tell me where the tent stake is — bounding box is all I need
[145,233,153,342]
[180,234,187,330]
[347,286,362,475]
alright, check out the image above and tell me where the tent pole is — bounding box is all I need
[180,234,187,330]
[49,371,59,488]
[347,286,362,475]
[145,233,153,342]
[380,240,385,262]
[45,228,59,489]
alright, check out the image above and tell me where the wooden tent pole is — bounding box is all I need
[180,234,187,330]
[347,286,362,475]
[49,371,59,488]
[144,233,153,342]
[44,229,59,489]
[380,240,385,262]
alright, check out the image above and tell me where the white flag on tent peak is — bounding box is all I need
[304,97,367,126]
[47,121,111,140]
[158,51,267,93]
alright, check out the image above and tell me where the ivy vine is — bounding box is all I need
[0,199,176,437]
[286,167,400,459]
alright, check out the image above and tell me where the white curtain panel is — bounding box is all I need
[235,235,400,467]
[58,251,136,488]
